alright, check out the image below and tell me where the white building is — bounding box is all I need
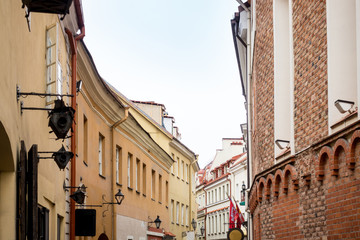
[196,138,247,240]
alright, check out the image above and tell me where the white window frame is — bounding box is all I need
[98,135,104,176]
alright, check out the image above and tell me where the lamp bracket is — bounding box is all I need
[17,85,74,101]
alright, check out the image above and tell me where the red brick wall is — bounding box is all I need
[272,189,302,239]
[252,0,274,177]
[292,0,328,151]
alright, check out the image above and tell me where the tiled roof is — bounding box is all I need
[207,206,229,214]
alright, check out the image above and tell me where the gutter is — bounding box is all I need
[110,106,129,239]
[65,1,85,239]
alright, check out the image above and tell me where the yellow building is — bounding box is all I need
[109,94,200,240]
[75,41,174,239]
[0,0,81,239]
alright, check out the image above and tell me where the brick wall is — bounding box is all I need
[252,0,274,176]
[249,0,360,239]
[292,0,328,151]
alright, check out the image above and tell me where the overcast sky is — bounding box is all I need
[82,0,246,168]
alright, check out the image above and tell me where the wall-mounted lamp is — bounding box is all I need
[200,225,205,236]
[38,145,74,170]
[334,99,355,114]
[275,139,290,150]
[76,80,83,93]
[148,215,161,229]
[70,188,86,205]
[48,100,75,139]
[103,189,125,205]
[191,218,197,231]
[241,181,246,203]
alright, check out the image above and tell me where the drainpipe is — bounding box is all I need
[203,187,207,240]
[110,106,129,239]
[189,155,198,235]
[65,1,85,239]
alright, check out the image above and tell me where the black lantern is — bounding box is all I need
[22,0,73,16]
[241,181,246,202]
[52,145,74,170]
[154,216,161,229]
[48,99,75,139]
[114,189,125,205]
[103,189,125,205]
[200,225,205,236]
[191,218,197,231]
[70,188,86,205]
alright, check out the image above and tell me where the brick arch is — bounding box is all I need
[257,177,266,202]
[274,169,283,197]
[283,165,299,192]
[349,130,360,170]
[332,138,349,176]
[265,174,274,200]
[316,146,333,181]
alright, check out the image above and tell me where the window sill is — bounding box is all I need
[182,179,185,182]
[136,190,140,195]
[83,161,88,167]
[116,183,122,187]
[177,176,180,180]
[151,198,155,202]
[158,201,162,204]
[143,194,146,197]
[128,187,133,191]
[171,173,175,176]
[99,174,106,179]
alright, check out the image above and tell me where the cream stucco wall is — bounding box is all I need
[0,1,76,239]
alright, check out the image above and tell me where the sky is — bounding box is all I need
[82,0,246,168]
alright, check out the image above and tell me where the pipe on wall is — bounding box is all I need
[66,1,85,239]
[110,106,129,239]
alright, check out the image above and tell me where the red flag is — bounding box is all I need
[235,199,245,226]
[229,196,238,229]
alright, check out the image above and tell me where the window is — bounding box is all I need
[116,146,122,184]
[127,153,133,188]
[185,163,188,182]
[142,163,146,195]
[219,187,222,201]
[57,215,63,240]
[151,170,155,199]
[177,157,180,177]
[181,204,184,225]
[45,23,60,105]
[158,174,162,202]
[215,215,217,233]
[185,205,189,226]
[223,186,225,199]
[181,160,184,179]
[223,213,226,233]
[176,202,179,224]
[83,115,88,164]
[98,134,105,176]
[171,200,174,222]
[38,205,49,240]
[215,189,217,202]
[171,153,175,174]
[136,158,140,191]
[165,181,169,205]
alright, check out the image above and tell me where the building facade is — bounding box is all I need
[195,138,247,240]
[0,1,84,239]
[110,94,200,240]
[232,0,360,239]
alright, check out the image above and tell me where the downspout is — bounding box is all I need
[203,187,207,240]
[189,155,198,234]
[110,106,129,239]
[66,1,85,239]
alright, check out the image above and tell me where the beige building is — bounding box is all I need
[0,0,82,239]
[110,95,200,240]
[75,41,175,239]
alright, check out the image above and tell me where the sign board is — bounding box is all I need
[75,209,96,236]
[227,228,244,240]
